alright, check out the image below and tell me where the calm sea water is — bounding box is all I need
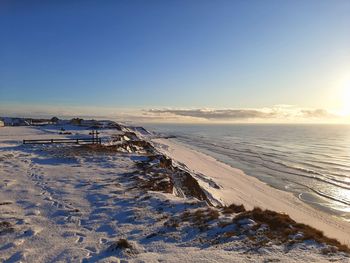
[144,124,350,221]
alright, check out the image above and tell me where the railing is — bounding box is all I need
[23,138,102,145]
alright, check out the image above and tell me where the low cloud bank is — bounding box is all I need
[300,109,335,118]
[148,109,276,119]
[147,107,341,122]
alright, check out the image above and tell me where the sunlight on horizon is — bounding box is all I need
[339,79,350,117]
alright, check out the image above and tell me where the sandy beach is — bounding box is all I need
[153,138,350,246]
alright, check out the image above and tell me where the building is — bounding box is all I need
[1,117,29,126]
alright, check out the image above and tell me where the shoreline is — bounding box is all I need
[156,136,350,218]
[152,138,350,246]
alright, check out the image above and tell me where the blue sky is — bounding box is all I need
[0,1,350,121]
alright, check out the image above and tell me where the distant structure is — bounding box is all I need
[0,117,122,130]
[50,117,59,124]
[1,117,31,126]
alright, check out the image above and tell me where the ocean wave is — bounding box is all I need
[259,163,350,191]
[199,141,350,189]
[215,145,350,188]
[306,187,350,206]
[203,147,350,191]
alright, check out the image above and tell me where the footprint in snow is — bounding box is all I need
[20,226,42,238]
[3,251,26,263]
[85,246,97,253]
[25,209,41,216]
[76,236,84,243]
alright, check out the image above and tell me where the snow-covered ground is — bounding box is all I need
[0,126,349,262]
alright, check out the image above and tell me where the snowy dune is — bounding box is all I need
[0,126,349,262]
[152,138,350,246]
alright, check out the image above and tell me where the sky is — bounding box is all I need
[0,0,350,123]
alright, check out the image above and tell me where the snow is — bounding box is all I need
[0,126,349,262]
[238,219,256,226]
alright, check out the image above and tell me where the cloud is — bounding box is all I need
[300,109,335,118]
[146,107,342,122]
[148,109,277,120]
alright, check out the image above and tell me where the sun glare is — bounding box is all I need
[340,80,350,116]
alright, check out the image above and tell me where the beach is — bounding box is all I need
[0,125,349,262]
[153,138,350,246]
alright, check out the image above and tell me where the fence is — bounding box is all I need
[23,138,102,145]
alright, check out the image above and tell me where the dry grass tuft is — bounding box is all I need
[158,155,172,169]
[0,221,14,235]
[79,140,154,154]
[138,173,173,193]
[233,207,350,253]
[222,203,246,214]
[107,238,133,253]
[115,238,132,249]
[0,202,12,206]
[179,208,220,231]
[164,218,180,228]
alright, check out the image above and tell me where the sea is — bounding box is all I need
[144,124,350,221]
